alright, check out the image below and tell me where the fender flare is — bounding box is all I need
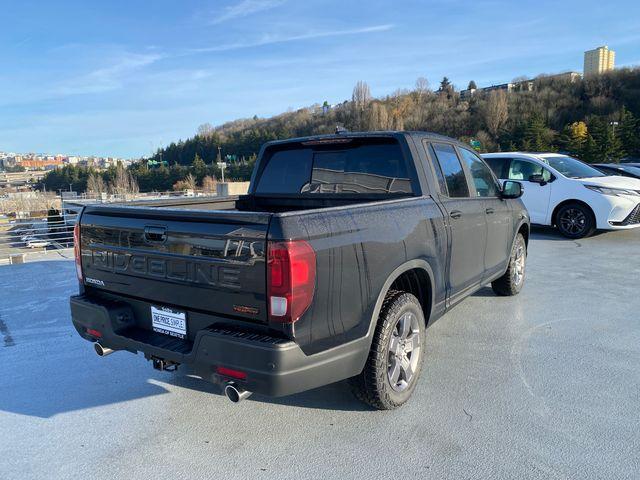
[364,259,436,340]
[512,219,530,248]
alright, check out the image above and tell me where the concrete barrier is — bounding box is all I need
[9,253,26,265]
[217,182,250,197]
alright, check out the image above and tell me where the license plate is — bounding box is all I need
[151,306,187,339]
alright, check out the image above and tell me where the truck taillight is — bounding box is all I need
[267,240,316,323]
[73,223,83,281]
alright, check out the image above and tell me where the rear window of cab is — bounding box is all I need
[255,137,416,195]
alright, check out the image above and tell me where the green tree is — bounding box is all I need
[192,153,207,183]
[580,134,600,163]
[438,77,453,97]
[467,80,477,90]
[558,121,588,156]
[618,107,640,158]
[590,117,625,162]
[523,115,554,151]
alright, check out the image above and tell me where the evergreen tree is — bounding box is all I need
[523,115,554,151]
[590,117,625,162]
[558,121,588,156]
[467,80,477,90]
[192,153,207,183]
[618,107,640,158]
[438,77,454,98]
[580,134,600,163]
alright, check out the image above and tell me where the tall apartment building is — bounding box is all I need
[584,46,615,76]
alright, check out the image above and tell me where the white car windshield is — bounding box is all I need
[542,155,605,179]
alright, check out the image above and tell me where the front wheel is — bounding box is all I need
[492,233,527,296]
[555,203,595,239]
[350,291,426,410]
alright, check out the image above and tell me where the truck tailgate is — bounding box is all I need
[78,206,270,325]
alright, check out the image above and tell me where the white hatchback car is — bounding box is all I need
[482,152,640,238]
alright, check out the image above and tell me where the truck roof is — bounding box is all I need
[261,131,469,149]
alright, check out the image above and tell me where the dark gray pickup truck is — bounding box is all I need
[70,131,529,409]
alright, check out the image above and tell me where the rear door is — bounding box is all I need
[426,142,487,300]
[79,207,270,331]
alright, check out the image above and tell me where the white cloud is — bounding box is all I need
[188,24,395,54]
[55,52,163,95]
[209,0,286,25]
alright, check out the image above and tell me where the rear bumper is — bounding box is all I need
[70,295,369,397]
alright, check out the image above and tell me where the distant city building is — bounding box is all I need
[545,71,582,83]
[460,71,582,99]
[584,46,615,76]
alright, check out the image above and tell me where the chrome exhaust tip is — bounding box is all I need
[94,342,114,357]
[224,382,252,403]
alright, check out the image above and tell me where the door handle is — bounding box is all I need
[144,226,167,243]
[449,210,462,219]
[485,208,495,215]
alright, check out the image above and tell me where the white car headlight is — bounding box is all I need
[584,185,640,197]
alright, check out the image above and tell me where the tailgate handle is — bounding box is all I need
[144,226,167,243]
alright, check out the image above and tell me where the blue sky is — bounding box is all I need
[1,0,639,158]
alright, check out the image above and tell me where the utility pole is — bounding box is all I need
[610,121,619,136]
[216,146,226,183]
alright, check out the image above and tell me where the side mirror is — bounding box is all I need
[528,173,547,186]
[502,180,523,199]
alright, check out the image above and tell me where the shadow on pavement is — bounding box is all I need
[529,225,609,241]
[167,369,374,412]
[0,355,171,418]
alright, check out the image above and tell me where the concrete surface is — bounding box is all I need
[0,227,639,479]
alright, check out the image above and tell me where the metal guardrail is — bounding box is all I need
[0,215,78,261]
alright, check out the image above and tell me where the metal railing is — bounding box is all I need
[0,215,78,263]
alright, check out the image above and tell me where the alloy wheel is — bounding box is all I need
[559,208,587,236]
[387,312,421,392]
[511,237,526,286]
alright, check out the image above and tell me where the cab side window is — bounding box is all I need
[483,157,509,179]
[430,143,470,198]
[458,148,499,197]
[508,159,551,182]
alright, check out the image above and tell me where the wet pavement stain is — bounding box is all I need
[0,314,15,347]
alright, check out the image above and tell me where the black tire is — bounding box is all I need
[349,291,426,410]
[491,233,527,296]
[555,202,596,239]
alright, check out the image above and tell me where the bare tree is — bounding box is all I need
[110,162,129,195]
[483,91,509,138]
[173,174,196,191]
[352,81,372,110]
[351,81,372,130]
[415,77,430,99]
[202,175,218,193]
[128,172,139,194]
[368,102,390,130]
[197,123,215,138]
[86,173,106,195]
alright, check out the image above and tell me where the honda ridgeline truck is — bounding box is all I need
[70,131,529,409]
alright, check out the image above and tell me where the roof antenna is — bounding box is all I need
[335,125,348,134]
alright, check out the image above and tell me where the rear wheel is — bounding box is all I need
[491,233,527,296]
[350,291,426,410]
[555,203,595,239]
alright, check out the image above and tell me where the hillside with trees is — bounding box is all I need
[40,67,640,193]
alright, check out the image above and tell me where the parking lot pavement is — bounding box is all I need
[0,228,639,480]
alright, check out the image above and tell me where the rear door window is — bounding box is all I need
[483,157,510,179]
[256,138,414,194]
[508,159,552,182]
[458,148,499,197]
[430,143,470,198]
